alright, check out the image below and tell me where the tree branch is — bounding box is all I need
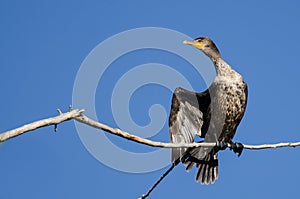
[138,163,176,199]
[75,114,300,150]
[0,109,84,142]
[1,109,300,151]
[1,108,300,199]
[75,114,217,148]
[242,142,300,150]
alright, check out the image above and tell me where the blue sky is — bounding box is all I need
[1,1,300,199]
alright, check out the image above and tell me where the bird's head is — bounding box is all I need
[183,37,221,59]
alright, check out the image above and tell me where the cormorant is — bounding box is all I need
[169,37,248,184]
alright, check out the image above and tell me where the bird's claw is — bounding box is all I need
[216,141,244,156]
[230,142,244,157]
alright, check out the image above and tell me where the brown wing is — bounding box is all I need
[169,87,210,164]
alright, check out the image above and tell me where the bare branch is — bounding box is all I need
[1,109,300,151]
[75,114,300,150]
[139,163,176,199]
[243,142,300,150]
[1,108,299,199]
[75,114,218,148]
[0,109,84,142]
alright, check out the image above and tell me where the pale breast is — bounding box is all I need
[209,76,248,141]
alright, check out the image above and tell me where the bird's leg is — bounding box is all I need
[216,141,228,151]
[229,141,244,157]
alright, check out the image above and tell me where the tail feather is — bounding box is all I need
[186,152,218,185]
[196,162,205,183]
[184,161,195,172]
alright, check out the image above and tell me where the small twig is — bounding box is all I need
[139,163,176,199]
[57,108,63,115]
[69,105,73,111]
[55,109,63,132]
[54,124,58,132]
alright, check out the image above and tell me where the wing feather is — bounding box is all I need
[169,87,210,163]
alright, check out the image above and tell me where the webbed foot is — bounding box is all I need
[229,142,244,157]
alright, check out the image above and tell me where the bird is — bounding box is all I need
[169,37,248,185]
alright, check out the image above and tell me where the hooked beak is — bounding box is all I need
[183,40,197,45]
[183,40,204,49]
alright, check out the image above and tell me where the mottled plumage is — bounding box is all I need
[169,37,248,184]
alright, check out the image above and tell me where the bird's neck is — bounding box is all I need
[212,57,241,78]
